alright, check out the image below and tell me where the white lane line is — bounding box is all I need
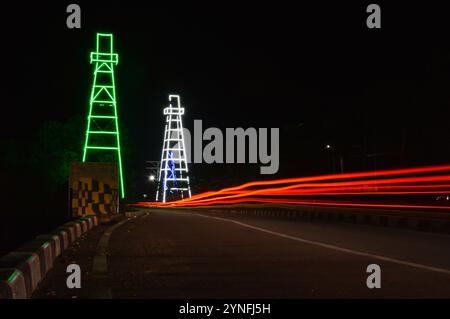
[195,213,450,276]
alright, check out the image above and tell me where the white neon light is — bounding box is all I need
[156,94,192,202]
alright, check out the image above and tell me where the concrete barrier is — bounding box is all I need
[57,225,75,245]
[53,229,70,251]
[0,216,100,299]
[80,218,93,230]
[56,217,97,244]
[0,252,41,298]
[36,234,61,260]
[79,220,88,233]
[89,217,96,228]
[64,222,82,239]
[15,240,53,277]
[0,268,27,299]
[91,216,98,226]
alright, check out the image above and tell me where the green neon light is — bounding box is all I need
[82,33,125,198]
[7,270,18,283]
[87,131,118,134]
[92,101,117,104]
[86,146,119,150]
[90,115,117,119]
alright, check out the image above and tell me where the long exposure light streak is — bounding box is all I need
[135,164,450,211]
[176,164,450,203]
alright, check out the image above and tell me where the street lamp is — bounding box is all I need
[325,143,344,174]
[149,174,155,182]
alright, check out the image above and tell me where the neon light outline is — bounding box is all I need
[156,95,192,202]
[82,33,125,198]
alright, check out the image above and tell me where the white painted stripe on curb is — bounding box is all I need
[17,241,53,276]
[80,220,88,233]
[69,223,82,238]
[58,226,75,244]
[36,235,61,260]
[56,230,69,250]
[10,252,41,295]
[195,213,450,276]
[0,252,41,298]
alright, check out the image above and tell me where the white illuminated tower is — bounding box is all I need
[156,95,192,202]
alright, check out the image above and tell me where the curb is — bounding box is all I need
[0,216,98,299]
[56,225,76,245]
[35,234,62,260]
[52,229,70,251]
[0,252,41,298]
[64,222,82,238]
[0,269,27,299]
[227,208,450,235]
[15,240,54,277]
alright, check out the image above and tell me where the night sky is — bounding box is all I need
[2,1,450,198]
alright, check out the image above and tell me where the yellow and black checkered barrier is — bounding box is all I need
[71,177,118,217]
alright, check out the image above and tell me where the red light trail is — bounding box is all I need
[136,164,450,211]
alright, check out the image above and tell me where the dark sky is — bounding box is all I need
[1,1,450,196]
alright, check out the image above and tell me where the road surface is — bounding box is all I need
[33,208,450,298]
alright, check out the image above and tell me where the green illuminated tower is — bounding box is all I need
[82,33,125,198]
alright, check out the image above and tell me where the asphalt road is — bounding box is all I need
[33,208,450,298]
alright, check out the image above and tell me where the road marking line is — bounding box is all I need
[89,214,146,299]
[195,213,450,276]
[92,218,130,275]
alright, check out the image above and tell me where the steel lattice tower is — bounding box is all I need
[82,33,125,198]
[156,95,192,202]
